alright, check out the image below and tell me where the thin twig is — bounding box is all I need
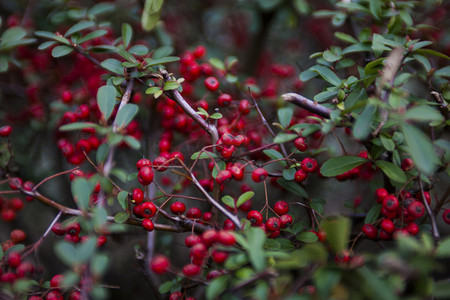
[418,176,440,244]
[282,93,332,119]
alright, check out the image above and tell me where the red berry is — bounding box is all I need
[138,166,154,185]
[97,235,107,247]
[401,158,414,171]
[9,177,23,190]
[1,208,15,222]
[0,125,12,137]
[132,188,144,204]
[217,230,236,246]
[381,206,397,219]
[202,229,218,246]
[380,218,395,234]
[375,188,388,203]
[247,210,263,226]
[69,291,81,300]
[46,291,63,300]
[8,251,21,268]
[405,222,419,235]
[294,169,308,183]
[274,201,289,215]
[382,195,399,211]
[10,229,26,243]
[362,224,378,239]
[266,217,281,231]
[279,214,293,228]
[66,223,81,236]
[50,274,64,288]
[169,292,183,300]
[379,229,392,240]
[142,218,154,231]
[69,170,85,181]
[443,209,450,224]
[238,100,251,114]
[170,202,186,215]
[252,168,268,182]
[185,235,202,247]
[193,45,206,58]
[216,170,232,185]
[159,139,171,153]
[212,250,228,264]
[141,202,157,218]
[223,219,236,231]
[52,223,66,236]
[217,93,232,106]
[186,207,202,219]
[150,255,170,274]
[190,243,208,259]
[136,158,152,170]
[153,156,168,172]
[301,157,318,173]
[205,76,220,91]
[62,90,73,103]
[294,137,307,152]
[230,165,244,181]
[182,264,200,276]
[408,201,425,219]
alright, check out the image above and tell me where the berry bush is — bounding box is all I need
[0,0,449,299]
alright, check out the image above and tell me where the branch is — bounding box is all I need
[282,93,332,119]
[418,177,440,244]
[160,70,219,144]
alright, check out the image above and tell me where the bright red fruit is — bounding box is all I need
[252,168,268,182]
[217,230,236,246]
[150,255,170,274]
[380,218,395,234]
[247,210,263,226]
[408,201,425,219]
[294,169,308,183]
[186,207,202,219]
[170,202,186,214]
[204,76,220,91]
[274,200,289,215]
[443,209,450,224]
[138,166,154,185]
[362,224,378,239]
[294,137,307,152]
[141,202,157,218]
[183,264,201,276]
[301,157,318,173]
[0,125,12,137]
[142,218,154,231]
[382,195,399,211]
[266,217,280,231]
[132,188,144,204]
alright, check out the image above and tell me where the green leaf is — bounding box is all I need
[96,143,109,164]
[90,254,108,277]
[365,204,381,224]
[401,123,440,175]
[277,178,308,198]
[245,227,266,272]
[97,85,117,120]
[342,43,372,54]
[335,32,358,44]
[38,41,56,50]
[145,86,162,94]
[190,151,217,160]
[163,80,180,91]
[209,57,225,70]
[296,232,318,243]
[71,177,93,210]
[78,30,108,44]
[159,281,173,294]
[144,56,179,67]
[353,103,377,140]
[236,191,254,208]
[88,2,115,18]
[114,104,138,129]
[35,31,70,45]
[358,266,397,300]
[114,212,130,224]
[375,160,407,183]
[59,122,97,132]
[117,191,128,210]
[310,65,342,86]
[435,237,450,258]
[320,156,367,177]
[13,279,37,293]
[209,113,223,119]
[221,195,235,208]
[65,20,95,37]
[278,107,293,128]
[153,46,173,58]
[212,161,226,179]
[323,50,342,62]
[1,27,26,46]
[413,54,431,72]
[404,105,444,123]
[141,0,164,31]
[299,69,319,81]
[263,149,284,162]
[206,275,230,300]
[55,241,77,266]
[274,133,297,144]
[92,207,108,229]
[123,135,141,150]
[369,0,381,19]
[380,134,395,151]
[314,90,338,102]
[283,168,296,181]
[77,237,97,262]
[129,44,149,56]
[52,45,73,58]
[121,23,133,48]
[100,58,124,75]
[414,49,450,60]
[322,217,351,253]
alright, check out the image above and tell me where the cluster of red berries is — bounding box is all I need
[0,251,38,286]
[26,273,82,300]
[246,200,293,238]
[362,188,431,240]
[51,220,107,247]
[1,178,35,222]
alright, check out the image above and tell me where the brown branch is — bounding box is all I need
[160,70,219,144]
[282,93,332,119]
[418,176,440,244]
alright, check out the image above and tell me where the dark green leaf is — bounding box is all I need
[323,50,342,62]
[65,20,95,37]
[0,56,7,72]
[278,107,293,128]
[433,280,450,297]
[114,212,130,224]
[435,237,450,258]
[114,103,138,129]
[310,65,342,86]
[296,232,318,243]
[52,45,73,58]
[274,133,297,144]
[236,191,254,208]
[117,191,128,210]
[12,279,37,293]
[369,0,381,19]
[314,90,338,102]
[320,156,367,177]
[277,178,308,198]
[71,177,92,210]
[246,227,266,272]
[375,160,407,183]
[159,281,174,294]
[221,195,235,208]
[282,168,296,181]
[123,135,141,150]
[78,30,108,44]
[335,32,358,44]
[299,69,319,81]
[96,143,109,164]
[77,237,97,262]
[190,151,217,160]
[358,267,397,300]
[59,122,97,132]
[38,41,57,50]
[353,103,377,140]
[97,85,117,120]
[364,204,381,224]
[401,123,440,175]
[414,49,450,60]
[145,86,162,94]
[35,31,70,45]
[322,217,351,253]
[380,134,395,151]
[100,58,124,75]
[129,44,149,56]
[153,46,173,58]
[121,23,133,48]
[92,207,108,229]
[88,3,115,17]
[342,43,372,54]
[212,161,226,179]
[145,56,179,67]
